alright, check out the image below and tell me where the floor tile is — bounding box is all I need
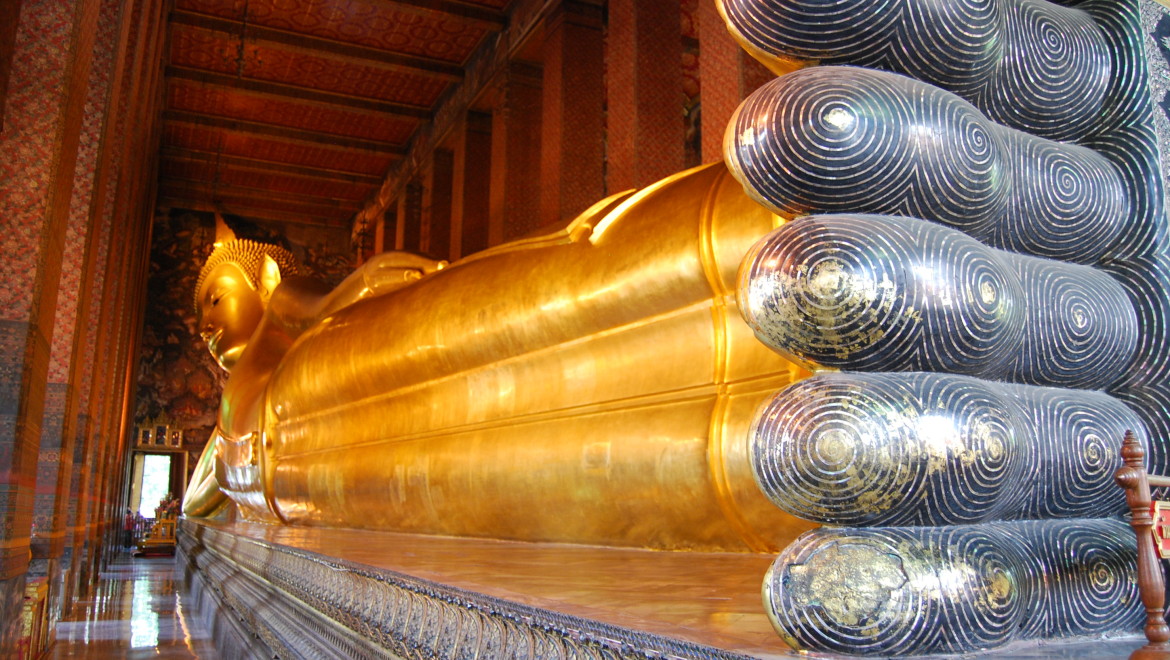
[44,553,218,659]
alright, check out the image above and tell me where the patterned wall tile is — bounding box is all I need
[0,0,73,321]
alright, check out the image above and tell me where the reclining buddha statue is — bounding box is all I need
[185,0,1170,655]
[182,164,820,551]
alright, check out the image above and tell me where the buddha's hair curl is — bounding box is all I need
[193,239,303,312]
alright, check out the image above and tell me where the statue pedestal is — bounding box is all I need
[177,518,1154,659]
[177,518,797,659]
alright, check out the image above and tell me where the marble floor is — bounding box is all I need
[44,552,219,659]
[35,525,1170,660]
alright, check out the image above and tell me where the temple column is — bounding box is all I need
[63,0,162,604]
[605,0,685,191]
[372,214,387,256]
[30,0,124,625]
[379,204,397,253]
[489,63,542,244]
[61,148,120,610]
[81,192,145,583]
[0,0,102,648]
[353,220,374,264]
[0,0,21,130]
[62,84,125,608]
[392,196,404,250]
[452,111,492,259]
[58,197,113,610]
[99,0,162,565]
[422,149,454,260]
[540,1,605,226]
[696,0,774,164]
[400,181,423,252]
[370,218,383,257]
[73,151,126,595]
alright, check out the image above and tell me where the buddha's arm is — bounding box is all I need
[316,252,446,318]
[181,431,228,517]
[263,253,446,336]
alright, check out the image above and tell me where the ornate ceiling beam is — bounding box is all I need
[160,177,366,210]
[361,0,507,30]
[163,108,408,154]
[157,195,351,228]
[166,65,432,119]
[170,10,464,80]
[162,147,384,184]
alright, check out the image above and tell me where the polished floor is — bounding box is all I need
[45,552,219,659]
[36,526,1169,659]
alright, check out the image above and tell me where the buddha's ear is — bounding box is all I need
[258,254,282,303]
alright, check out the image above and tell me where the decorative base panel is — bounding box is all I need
[177,519,785,659]
[177,519,1152,659]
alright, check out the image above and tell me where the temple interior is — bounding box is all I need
[5,0,1170,657]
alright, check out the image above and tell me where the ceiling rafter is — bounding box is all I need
[361,0,507,29]
[170,10,465,80]
[167,79,421,135]
[161,177,367,209]
[162,147,384,184]
[166,66,433,119]
[164,109,408,154]
[158,195,352,227]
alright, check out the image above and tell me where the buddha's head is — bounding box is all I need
[194,229,301,371]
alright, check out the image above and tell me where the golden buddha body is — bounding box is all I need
[185,163,816,552]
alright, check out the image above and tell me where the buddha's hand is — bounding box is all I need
[181,437,227,518]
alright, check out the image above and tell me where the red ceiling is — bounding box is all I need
[163,123,396,174]
[169,25,451,104]
[174,0,497,60]
[159,0,510,228]
[166,80,420,143]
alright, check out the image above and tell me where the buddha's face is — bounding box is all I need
[197,261,264,371]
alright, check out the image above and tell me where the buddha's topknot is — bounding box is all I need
[194,239,303,313]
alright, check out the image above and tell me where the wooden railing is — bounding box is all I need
[1115,430,1170,658]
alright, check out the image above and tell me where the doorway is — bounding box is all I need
[127,451,188,518]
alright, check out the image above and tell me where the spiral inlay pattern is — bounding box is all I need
[1009,520,1143,638]
[738,214,1137,387]
[718,0,1111,141]
[1112,383,1170,474]
[999,130,1129,260]
[750,372,1140,526]
[725,67,1128,263]
[751,372,1027,526]
[765,520,1140,656]
[1006,256,1139,387]
[718,0,1167,656]
[1104,253,1170,389]
[1004,384,1139,519]
[738,213,1022,374]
